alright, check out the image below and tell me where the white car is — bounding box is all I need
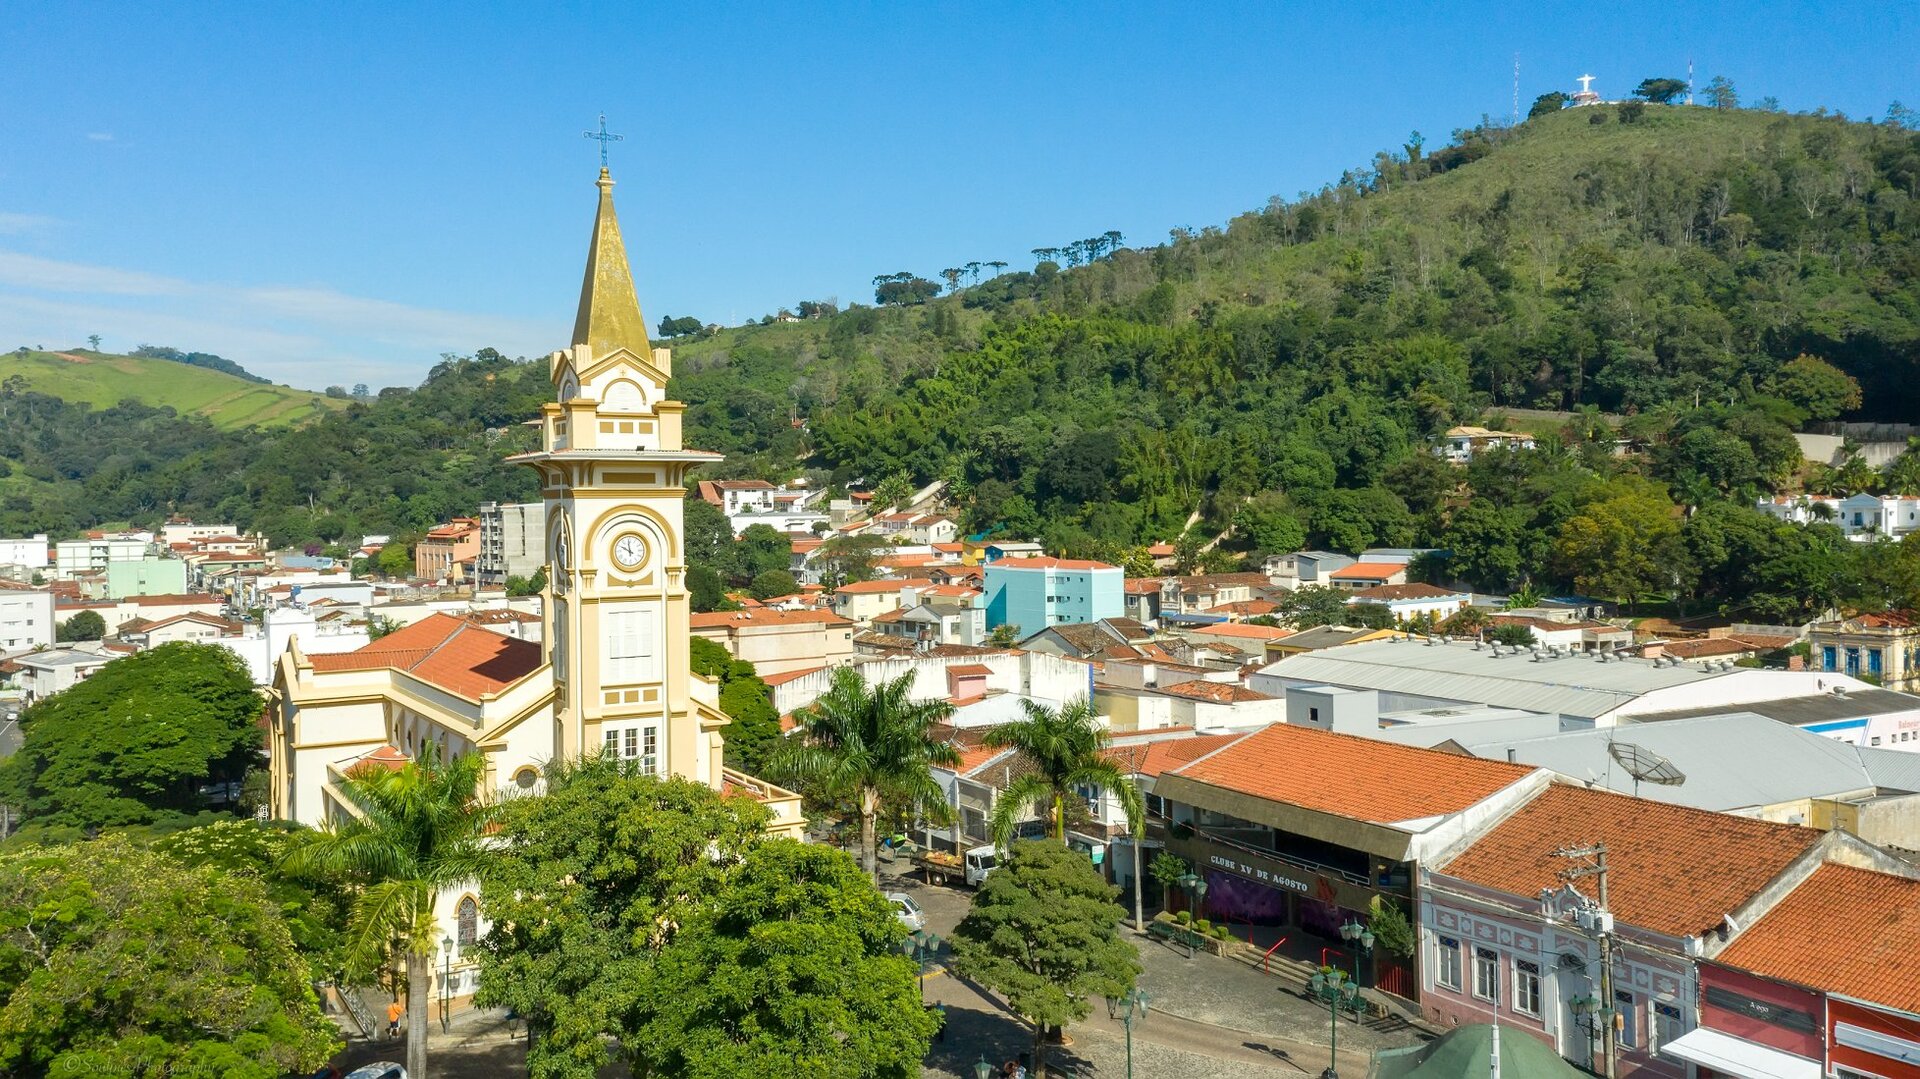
[887,892,926,932]
[344,1064,407,1079]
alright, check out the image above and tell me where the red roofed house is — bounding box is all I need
[414,517,481,582]
[1329,562,1410,591]
[1346,582,1470,623]
[1150,722,1550,998]
[1683,861,1920,1079]
[1421,782,1907,1076]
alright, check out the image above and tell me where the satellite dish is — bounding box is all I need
[1609,740,1687,796]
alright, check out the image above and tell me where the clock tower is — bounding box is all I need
[510,166,726,785]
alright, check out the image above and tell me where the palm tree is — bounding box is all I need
[985,697,1147,925]
[1883,451,1920,496]
[1836,452,1879,495]
[768,666,960,879]
[282,742,498,1079]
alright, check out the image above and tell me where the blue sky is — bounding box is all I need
[2,2,1913,390]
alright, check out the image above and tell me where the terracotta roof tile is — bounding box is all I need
[1715,863,1920,1013]
[1186,623,1293,640]
[758,665,826,687]
[1108,733,1248,778]
[833,578,936,595]
[1351,583,1464,601]
[1328,562,1405,580]
[1156,681,1276,704]
[1661,638,1763,659]
[1440,784,1821,938]
[308,613,541,699]
[946,664,994,676]
[1169,723,1534,826]
[987,556,1118,572]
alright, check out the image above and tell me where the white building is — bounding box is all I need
[1436,426,1537,465]
[0,585,55,651]
[0,535,50,571]
[476,501,547,587]
[1758,493,1920,541]
[15,647,112,704]
[160,522,238,547]
[1347,582,1470,623]
[55,537,151,579]
[1250,637,1875,727]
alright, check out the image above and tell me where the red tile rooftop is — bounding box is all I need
[1167,723,1535,826]
[1440,784,1821,938]
[1714,863,1920,1014]
[308,613,541,699]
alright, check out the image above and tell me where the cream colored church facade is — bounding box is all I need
[266,167,805,993]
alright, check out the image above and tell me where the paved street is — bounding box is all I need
[325,866,1426,1078]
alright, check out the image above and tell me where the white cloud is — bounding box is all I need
[0,213,60,237]
[0,250,554,387]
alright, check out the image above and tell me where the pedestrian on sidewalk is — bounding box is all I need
[386,998,403,1039]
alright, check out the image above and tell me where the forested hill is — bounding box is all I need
[5,101,1920,617]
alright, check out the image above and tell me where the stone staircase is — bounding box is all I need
[1221,941,1432,1037]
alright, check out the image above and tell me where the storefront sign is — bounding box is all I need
[1208,853,1309,894]
[1172,835,1386,910]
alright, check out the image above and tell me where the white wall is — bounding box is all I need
[0,590,54,651]
[0,536,49,570]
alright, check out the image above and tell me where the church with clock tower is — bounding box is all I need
[269,165,805,843]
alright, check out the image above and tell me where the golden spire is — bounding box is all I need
[570,168,650,359]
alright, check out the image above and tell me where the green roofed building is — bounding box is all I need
[1370,1023,1586,1079]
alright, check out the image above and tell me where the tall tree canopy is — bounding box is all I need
[0,837,339,1078]
[0,643,262,837]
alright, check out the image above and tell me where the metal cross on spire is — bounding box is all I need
[583,114,623,169]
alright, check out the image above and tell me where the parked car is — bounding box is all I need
[887,891,925,931]
[344,1063,407,1079]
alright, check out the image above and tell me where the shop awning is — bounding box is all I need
[1661,1028,1821,1079]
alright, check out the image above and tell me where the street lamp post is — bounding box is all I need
[1108,987,1150,1079]
[1175,871,1209,958]
[1338,917,1375,988]
[440,935,453,1035]
[1307,967,1361,1079]
[972,1057,994,1079]
[902,930,942,1000]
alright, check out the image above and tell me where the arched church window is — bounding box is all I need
[457,896,478,948]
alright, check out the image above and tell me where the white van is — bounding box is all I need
[964,845,998,887]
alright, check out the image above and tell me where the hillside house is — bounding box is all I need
[1348,582,1471,623]
[1437,425,1537,464]
[1810,611,1920,692]
[1262,550,1356,590]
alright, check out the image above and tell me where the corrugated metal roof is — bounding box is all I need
[1259,639,1727,719]
[1452,714,1900,812]
[1629,688,1920,726]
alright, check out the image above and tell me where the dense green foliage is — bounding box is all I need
[626,840,936,1079]
[153,819,352,984]
[689,635,782,774]
[9,106,1920,619]
[130,344,269,384]
[0,644,262,838]
[0,837,339,1078]
[475,758,769,1079]
[948,840,1141,1077]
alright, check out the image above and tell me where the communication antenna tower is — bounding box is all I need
[1687,58,1695,105]
[1513,54,1521,124]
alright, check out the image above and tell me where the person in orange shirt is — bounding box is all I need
[386,998,403,1039]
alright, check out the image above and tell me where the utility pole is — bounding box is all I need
[1556,844,1617,1079]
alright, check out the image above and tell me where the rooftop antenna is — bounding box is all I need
[1608,739,1687,798]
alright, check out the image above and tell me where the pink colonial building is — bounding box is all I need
[1417,783,1905,1077]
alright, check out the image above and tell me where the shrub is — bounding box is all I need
[1195,918,1212,934]
[1213,925,1232,940]
[1175,910,1192,926]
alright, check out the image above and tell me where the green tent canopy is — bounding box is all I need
[1370,1023,1588,1079]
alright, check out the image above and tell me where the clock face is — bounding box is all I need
[612,534,647,570]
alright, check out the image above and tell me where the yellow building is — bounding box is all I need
[269,164,805,840]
